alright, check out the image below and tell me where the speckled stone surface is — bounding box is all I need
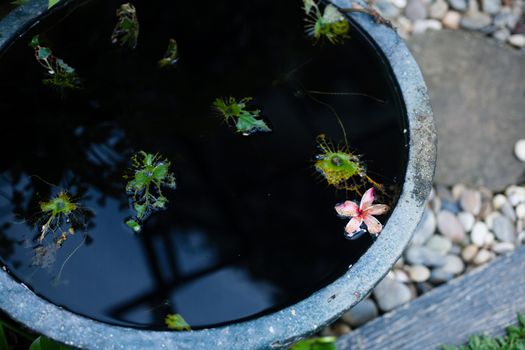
[0,1,436,349]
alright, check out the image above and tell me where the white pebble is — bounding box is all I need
[412,19,443,34]
[492,194,507,210]
[407,265,431,282]
[473,249,493,265]
[514,140,525,162]
[491,242,515,254]
[484,232,495,246]
[461,244,478,262]
[505,186,525,206]
[458,212,475,232]
[516,204,525,219]
[390,0,408,8]
[452,184,466,200]
[394,269,410,283]
[471,222,489,246]
[508,34,525,48]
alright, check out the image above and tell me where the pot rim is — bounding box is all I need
[0,0,436,349]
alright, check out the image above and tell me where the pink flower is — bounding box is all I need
[335,188,390,238]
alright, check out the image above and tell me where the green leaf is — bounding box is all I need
[48,0,59,9]
[30,336,70,350]
[30,35,40,49]
[37,47,52,60]
[289,337,337,350]
[126,219,141,233]
[165,314,191,331]
[0,325,8,350]
[134,202,147,219]
[11,0,29,5]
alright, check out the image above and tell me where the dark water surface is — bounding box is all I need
[0,0,407,329]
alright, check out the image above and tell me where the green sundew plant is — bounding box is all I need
[442,314,525,350]
[213,97,271,135]
[303,0,350,45]
[289,336,338,350]
[111,3,139,49]
[125,151,177,232]
[30,36,81,90]
[158,39,179,68]
[38,191,78,242]
[314,134,383,195]
[165,314,191,331]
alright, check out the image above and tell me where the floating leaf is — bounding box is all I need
[213,97,271,135]
[158,39,179,68]
[111,3,139,49]
[165,314,191,331]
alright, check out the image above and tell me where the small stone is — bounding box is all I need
[331,323,352,336]
[471,221,489,246]
[448,0,467,11]
[501,200,517,222]
[461,244,479,262]
[450,244,462,255]
[376,0,403,18]
[516,204,525,219]
[439,254,465,274]
[405,0,429,20]
[518,231,525,245]
[425,234,453,255]
[461,11,492,29]
[460,190,482,216]
[320,327,335,337]
[341,299,378,327]
[373,277,412,311]
[411,209,437,246]
[458,212,475,232]
[452,183,466,200]
[505,186,525,206]
[437,211,466,243]
[431,194,442,213]
[408,265,431,282]
[430,0,449,18]
[396,16,413,39]
[492,214,515,242]
[473,249,493,265]
[429,268,454,283]
[491,241,515,254]
[484,232,495,246]
[515,140,525,161]
[492,194,508,210]
[390,0,408,8]
[394,269,410,283]
[508,34,525,48]
[405,246,447,266]
[442,10,462,28]
[412,19,443,33]
[481,0,501,14]
[479,201,493,220]
[492,28,510,41]
[485,212,499,229]
[394,257,405,269]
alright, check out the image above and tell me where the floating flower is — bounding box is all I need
[335,187,389,238]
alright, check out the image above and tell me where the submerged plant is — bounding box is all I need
[111,3,139,49]
[165,313,191,331]
[158,39,179,68]
[125,151,177,232]
[314,134,383,194]
[289,336,338,350]
[303,0,350,45]
[213,97,271,135]
[30,35,81,90]
[335,187,389,239]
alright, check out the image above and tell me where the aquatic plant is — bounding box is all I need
[48,0,60,8]
[158,39,179,68]
[30,35,81,90]
[213,97,271,135]
[111,3,139,49]
[165,313,191,331]
[314,134,383,194]
[38,191,78,242]
[125,151,177,232]
[335,187,389,238]
[11,0,29,5]
[303,0,350,44]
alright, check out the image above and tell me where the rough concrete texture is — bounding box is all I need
[408,30,525,191]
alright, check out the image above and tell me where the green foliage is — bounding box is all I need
[111,3,139,49]
[165,314,191,331]
[38,191,78,242]
[289,336,338,350]
[30,336,71,350]
[0,324,8,350]
[443,314,525,350]
[48,0,60,9]
[125,151,176,232]
[303,1,349,45]
[11,0,29,5]
[158,39,179,68]
[30,35,81,90]
[213,97,271,135]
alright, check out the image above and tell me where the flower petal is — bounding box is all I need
[363,215,383,235]
[345,217,363,235]
[366,204,390,216]
[360,187,375,210]
[335,200,359,217]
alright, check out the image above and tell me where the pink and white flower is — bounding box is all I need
[335,188,390,238]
